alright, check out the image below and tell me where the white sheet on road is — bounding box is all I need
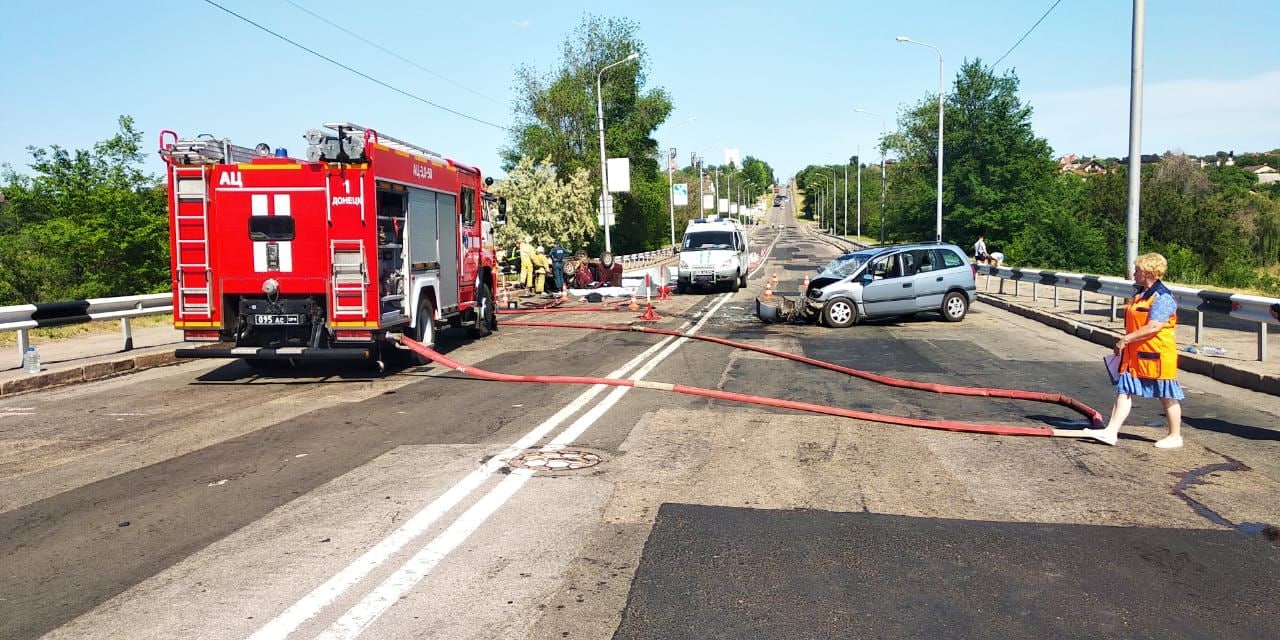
[566,287,636,298]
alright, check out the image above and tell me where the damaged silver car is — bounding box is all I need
[757,242,977,327]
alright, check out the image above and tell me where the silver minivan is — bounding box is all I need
[758,242,976,326]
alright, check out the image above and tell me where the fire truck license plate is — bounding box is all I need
[254,314,303,326]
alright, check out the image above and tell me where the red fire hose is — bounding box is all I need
[398,318,1102,437]
[501,320,1104,428]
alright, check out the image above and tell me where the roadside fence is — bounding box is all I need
[0,294,172,366]
[977,265,1280,361]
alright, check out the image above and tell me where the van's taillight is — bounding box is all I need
[334,330,373,342]
[184,330,221,342]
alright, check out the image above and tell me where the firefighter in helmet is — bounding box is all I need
[530,246,551,295]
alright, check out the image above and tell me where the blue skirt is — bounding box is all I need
[1116,372,1185,399]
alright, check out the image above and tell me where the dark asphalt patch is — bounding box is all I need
[614,504,1280,640]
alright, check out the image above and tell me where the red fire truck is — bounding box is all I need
[159,122,504,367]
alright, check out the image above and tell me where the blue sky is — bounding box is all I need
[2,1,1278,181]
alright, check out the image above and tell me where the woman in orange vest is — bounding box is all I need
[1083,252,1185,448]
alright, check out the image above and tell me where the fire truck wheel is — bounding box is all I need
[407,297,436,366]
[468,282,494,338]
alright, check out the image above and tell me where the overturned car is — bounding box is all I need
[757,242,977,327]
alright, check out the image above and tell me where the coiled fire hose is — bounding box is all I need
[397,321,1103,437]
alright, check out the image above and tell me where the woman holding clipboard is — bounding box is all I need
[1083,253,1185,449]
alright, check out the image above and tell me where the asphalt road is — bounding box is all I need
[2,196,1279,639]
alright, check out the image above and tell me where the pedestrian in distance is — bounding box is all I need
[1083,252,1185,449]
[973,234,992,265]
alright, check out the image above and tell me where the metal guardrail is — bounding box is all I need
[977,265,1280,361]
[618,247,678,269]
[0,293,172,366]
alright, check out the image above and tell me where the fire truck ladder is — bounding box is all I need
[331,239,369,317]
[322,122,446,163]
[172,166,213,317]
[159,135,260,165]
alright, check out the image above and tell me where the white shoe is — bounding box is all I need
[1154,435,1183,449]
[1081,429,1118,446]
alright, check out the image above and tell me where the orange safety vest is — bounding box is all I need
[1120,280,1178,380]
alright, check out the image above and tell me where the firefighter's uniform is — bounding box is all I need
[518,238,534,289]
[530,247,550,295]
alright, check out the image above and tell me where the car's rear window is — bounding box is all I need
[940,249,965,268]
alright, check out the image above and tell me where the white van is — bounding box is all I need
[677,218,750,293]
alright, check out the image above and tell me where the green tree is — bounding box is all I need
[0,116,168,304]
[740,156,776,195]
[884,59,1058,247]
[491,156,597,252]
[503,14,673,253]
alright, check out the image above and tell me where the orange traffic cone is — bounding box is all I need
[638,302,662,321]
[802,274,810,292]
[656,266,672,300]
[628,293,640,311]
[498,283,510,308]
[762,279,774,299]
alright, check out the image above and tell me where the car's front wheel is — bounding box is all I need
[941,291,969,322]
[822,297,857,328]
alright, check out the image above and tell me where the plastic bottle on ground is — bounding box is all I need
[1184,344,1199,354]
[24,345,41,374]
[1200,346,1227,357]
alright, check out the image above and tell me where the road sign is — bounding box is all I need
[607,157,631,193]
[672,183,688,206]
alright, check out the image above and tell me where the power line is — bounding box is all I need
[993,0,1064,68]
[281,0,506,107]
[201,0,509,131]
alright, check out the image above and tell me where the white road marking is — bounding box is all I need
[314,469,535,640]
[246,328,688,640]
[307,293,736,638]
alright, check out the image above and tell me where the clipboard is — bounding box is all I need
[1103,354,1122,384]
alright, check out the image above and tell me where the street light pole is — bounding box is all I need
[667,147,677,247]
[656,116,696,249]
[1125,0,1145,278]
[596,52,639,254]
[896,36,944,243]
[696,155,704,219]
[843,162,848,237]
[812,172,832,233]
[856,145,862,239]
[855,108,888,244]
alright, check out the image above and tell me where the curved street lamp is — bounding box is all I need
[596,52,639,253]
[854,108,888,243]
[896,36,944,243]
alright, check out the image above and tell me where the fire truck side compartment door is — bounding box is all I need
[407,188,459,312]
[435,193,459,311]
[407,188,438,267]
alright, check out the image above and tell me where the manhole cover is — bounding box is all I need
[508,449,602,471]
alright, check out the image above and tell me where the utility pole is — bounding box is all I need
[856,146,862,238]
[667,147,677,247]
[1125,0,1145,278]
